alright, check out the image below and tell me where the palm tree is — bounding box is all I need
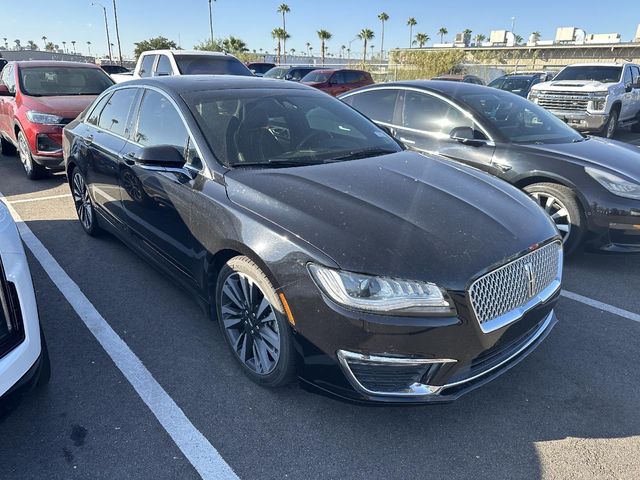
[378,12,389,59]
[271,28,287,64]
[438,27,448,43]
[41,36,47,50]
[531,31,541,43]
[14,39,21,50]
[62,41,67,53]
[86,41,92,54]
[407,18,417,48]
[290,48,296,57]
[357,28,374,64]
[514,34,524,45]
[317,29,332,65]
[415,33,430,48]
[27,40,37,51]
[71,40,76,54]
[463,29,472,45]
[474,34,486,45]
[340,44,346,58]
[305,42,311,56]
[277,4,290,62]
[2,38,7,49]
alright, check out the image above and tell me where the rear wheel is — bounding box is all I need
[524,183,585,255]
[17,131,46,180]
[215,256,296,387]
[1,136,16,155]
[71,168,102,236]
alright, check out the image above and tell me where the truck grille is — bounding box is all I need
[537,91,590,112]
[468,242,562,332]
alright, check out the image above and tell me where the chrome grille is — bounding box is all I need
[537,92,590,112]
[468,242,562,331]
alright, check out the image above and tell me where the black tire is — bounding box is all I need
[70,167,103,236]
[524,182,586,255]
[17,131,47,180]
[215,256,296,387]
[36,329,51,387]
[0,136,16,155]
[600,107,619,139]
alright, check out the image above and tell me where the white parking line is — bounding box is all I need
[9,193,72,204]
[0,192,239,480]
[561,290,640,324]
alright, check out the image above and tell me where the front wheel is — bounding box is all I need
[524,183,585,255]
[215,256,296,387]
[601,108,619,139]
[71,168,102,236]
[17,131,46,180]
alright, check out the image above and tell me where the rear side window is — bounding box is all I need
[134,89,188,151]
[139,55,156,78]
[173,55,252,76]
[97,88,138,137]
[332,72,347,84]
[155,55,173,76]
[343,89,399,124]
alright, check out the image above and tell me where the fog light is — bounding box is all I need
[36,134,62,153]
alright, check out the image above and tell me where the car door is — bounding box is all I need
[631,66,640,118]
[620,66,635,121]
[0,65,17,143]
[83,87,140,224]
[396,89,495,172]
[119,88,201,280]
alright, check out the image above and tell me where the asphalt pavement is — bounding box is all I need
[0,131,639,480]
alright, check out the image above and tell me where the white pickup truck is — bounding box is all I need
[110,49,252,83]
[528,62,640,138]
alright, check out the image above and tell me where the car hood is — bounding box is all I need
[225,151,558,289]
[21,94,98,118]
[531,79,615,92]
[516,137,640,182]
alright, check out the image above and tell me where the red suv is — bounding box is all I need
[0,61,113,179]
[301,69,374,96]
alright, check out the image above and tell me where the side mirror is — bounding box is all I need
[132,145,186,169]
[449,126,486,147]
[0,84,14,97]
[625,84,633,93]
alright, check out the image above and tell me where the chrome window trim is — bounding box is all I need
[340,85,495,144]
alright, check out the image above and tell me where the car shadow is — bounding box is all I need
[0,152,67,198]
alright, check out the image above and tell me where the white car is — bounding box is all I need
[0,200,49,406]
[529,62,640,138]
[110,50,253,83]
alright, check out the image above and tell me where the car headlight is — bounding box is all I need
[528,90,540,104]
[590,91,608,111]
[26,111,64,125]
[585,167,640,200]
[308,264,455,316]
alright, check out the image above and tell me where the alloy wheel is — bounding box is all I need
[528,191,571,243]
[18,134,33,175]
[72,171,93,231]
[220,272,281,375]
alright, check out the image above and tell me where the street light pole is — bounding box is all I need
[112,0,123,66]
[91,2,113,62]
[208,0,215,45]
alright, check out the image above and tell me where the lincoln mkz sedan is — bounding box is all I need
[63,76,562,404]
[341,81,640,254]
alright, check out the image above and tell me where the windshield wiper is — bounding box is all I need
[232,158,328,168]
[332,147,399,161]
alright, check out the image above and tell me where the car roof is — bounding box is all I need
[120,75,314,94]
[14,60,102,69]
[347,80,491,97]
[563,62,630,67]
[141,49,231,57]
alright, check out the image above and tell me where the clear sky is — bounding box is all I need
[1,0,639,58]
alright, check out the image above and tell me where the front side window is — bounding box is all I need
[155,55,173,76]
[343,89,399,124]
[86,93,112,126]
[1,65,15,92]
[139,55,156,78]
[632,66,640,85]
[18,67,113,96]
[460,90,583,144]
[332,72,346,84]
[402,91,474,134]
[553,66,622,84]
[185,90,401,167]
[96,88,138,136]
[301,71,331,83]
[623,67,633,87]
[264,67,288,79]
[134,90,188,152]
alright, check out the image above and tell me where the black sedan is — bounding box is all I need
[63,76,561,404]
[340,81,640,253]
[488,73,549,97]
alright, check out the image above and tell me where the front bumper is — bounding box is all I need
[549,110,608,132]
[583,190,640,252]
[24,125,64,169]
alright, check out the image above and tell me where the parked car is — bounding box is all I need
[245,62,276,77]
[340,81,640,253]
[488,73,549,97]
[264,65,317,82]
[0,61,114,179]
[301,69,373,96]
[101,64,131,75]
[432,74,485,85]
[110,50,253,83]
[0,200,50,411]
[63,76,562,404]
[528,62,640,138]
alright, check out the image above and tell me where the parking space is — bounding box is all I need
[0,132,639,479]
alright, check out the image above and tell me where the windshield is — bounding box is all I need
[553,66,622,83]
[302,71,331,83]
[460,90,583,144]
[264,67,288,79]
[19,66,113,96]
[184,90,401,167]
[489,76,533,94]
[174,55,252,76]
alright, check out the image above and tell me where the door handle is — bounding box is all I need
[399,137,416,145]
[493,162,512,172]
[123,152,137,166]
[83,134,94,145]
